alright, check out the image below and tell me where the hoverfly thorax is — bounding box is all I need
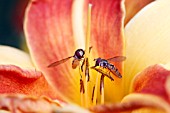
[72,49,85,69]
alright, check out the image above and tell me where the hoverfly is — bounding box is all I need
[91,56,126,78]
[48,49,85,69]
[48,47,92,94]
[91,56,126,97]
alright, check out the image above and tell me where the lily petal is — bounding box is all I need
[0,45,34,69]
[90,94,170,113]
[165,73,170,101]
[124,0,170,95]
[121,64,170,112]
[121,94,170,113]
[0,94,60,113]
[55,104,90,113]
[25,0,125,103]
[90,0,125,59]
[0,46,58,98]
[90,64,170,113]
[0,64,58,99]
[125,0,155,25]
[89,0,125,103]
[131,64,170,102]
[25,0,81,104]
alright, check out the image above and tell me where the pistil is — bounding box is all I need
[85,3,92,108]
[81,3,114,107]
[80,3,92,108]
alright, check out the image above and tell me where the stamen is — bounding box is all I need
[81,92,85,107]
[80,79,85,106]
[100,74,105,104]
[92,72,100,105]
[91,67,115,105]
[91,85,95,102]
[81,59,85,72]
[85,58,90,82]
[80,79,85,94]
[79,66,83,79]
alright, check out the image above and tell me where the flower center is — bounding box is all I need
[79,3,124,108]
[79,4,111,108]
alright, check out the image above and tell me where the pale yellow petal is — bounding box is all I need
[0,110,10,113]
[55,104,91,113]
[0,45,35,69]
[122,94,170,113]
[124,0,170,94]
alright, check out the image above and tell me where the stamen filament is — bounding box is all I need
[81,93,85,106]
[85,75,89,107]
[91,85,95,103]
[92,72,100,105]
[100,74,105,104]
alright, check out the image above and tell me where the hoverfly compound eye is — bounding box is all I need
[74,49,85,59]
[94,58,101,66]
[79,50,84,56]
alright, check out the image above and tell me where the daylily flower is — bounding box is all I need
[1,0,170,112]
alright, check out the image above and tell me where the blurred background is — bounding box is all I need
[0,0,29,51]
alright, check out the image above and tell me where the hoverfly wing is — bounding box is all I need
[107,56,126,62]
[48,56,73,68]
[109,69,122,78]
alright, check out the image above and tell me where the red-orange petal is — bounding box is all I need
[0,94,61,113]
[89,0,125,59]
[90,64,170,112]
[25,0,81,103]
[0,65,59,99]
[131,64,170,102]
[125,0,155,25]
[121,64,170,112]
[89,0,125,102]
[89,0,125,73]
[25,0,125,104]
[90,93,170,113]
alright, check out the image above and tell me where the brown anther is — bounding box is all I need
[91,85,95,102]
[80,79,85,94]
